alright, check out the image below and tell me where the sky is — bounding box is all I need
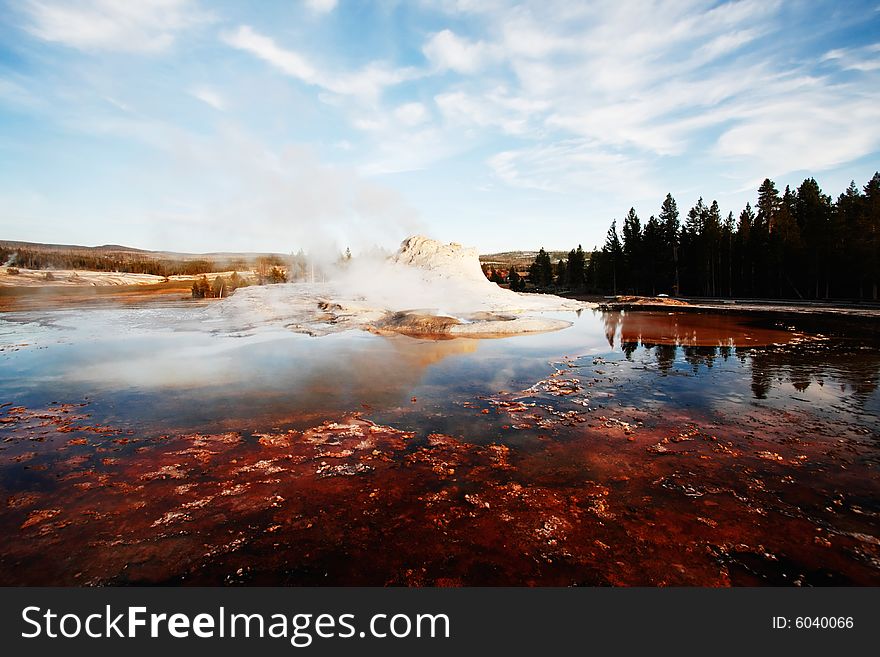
[1,0,879,255]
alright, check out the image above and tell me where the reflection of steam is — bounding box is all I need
[56,330,481,429]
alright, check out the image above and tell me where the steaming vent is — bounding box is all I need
[213,234,590,338]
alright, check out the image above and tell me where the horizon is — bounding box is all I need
[0,234,561,256]
[1,1,879,254]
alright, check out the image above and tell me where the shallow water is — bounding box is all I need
[1,301,878,585]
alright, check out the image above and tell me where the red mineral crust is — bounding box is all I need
[0,378,877,585]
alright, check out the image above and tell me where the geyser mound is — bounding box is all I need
[391,236,488,284]
[216,236,592,338]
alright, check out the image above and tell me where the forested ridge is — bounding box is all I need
[0,244,289,279]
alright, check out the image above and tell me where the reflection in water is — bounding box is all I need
[603,310,880,401]
[0,304,878,585]
[5,323,479,433]
[604,309,797,348]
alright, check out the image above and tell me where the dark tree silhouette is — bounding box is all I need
[528,171,880,301]
[528,248,554,288]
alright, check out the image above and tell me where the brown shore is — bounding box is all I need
[0,269,252,311]
[569,294,880,321]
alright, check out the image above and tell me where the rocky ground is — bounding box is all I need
[1,350,877,586]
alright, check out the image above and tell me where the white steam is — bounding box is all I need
[213,236,589,338]
[153,125,424,261]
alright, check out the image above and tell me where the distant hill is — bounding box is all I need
[0,239,289,277]
[480,250,573,269]
[1,240,147,254]
[0,239,286,261]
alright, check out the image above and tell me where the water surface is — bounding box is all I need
[1,301,878,585]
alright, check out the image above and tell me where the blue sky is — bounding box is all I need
[1,0,879,254]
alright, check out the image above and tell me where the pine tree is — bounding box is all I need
[796,177,831,298]
[508,268,524,292]
[566,245,587,290]
[659,194,680,295]
[528,248,554,288]
[736,203,755,296]
[722,211,735,297]
[621,208,642,294]
[602,222,622,295]
[836,181,863,297]
[557,172,876,300]
[681,198,708,295]
[642,215,663,296]
[705,200,722,296]
[756,179,781,230]
[554,259,566,286]
[770,185,802,297]
[862,172,880,300]
[752,179,780,295]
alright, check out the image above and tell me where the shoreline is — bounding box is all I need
[566,294,880,320]
[3,273,880,323]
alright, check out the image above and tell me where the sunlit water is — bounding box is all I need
[1,301,878,585]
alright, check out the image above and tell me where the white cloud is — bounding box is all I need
[0,76,43,110]
[435,88,546,136]
[189,85,225,110]
[424,0,879,186]
[821,42,880,72]
[694,28,762,63]
[222,25,417,102]
[222,25,316,81]
[393,102,429,127]
[487,139,658,200]
[305,0,338,13]
[21,0,210,53]
[715,91,880,173]
[422,29,496,73]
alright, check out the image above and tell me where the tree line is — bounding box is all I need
[525,172,880,300]
[191,266,288,298]
[0,246,292,279]
[0,247,220,277]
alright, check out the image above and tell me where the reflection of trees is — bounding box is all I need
[654,344,677,374]
[682,345,718,372]
[748,346,879,401]
[600,310,880,401]
[750,357,772,399]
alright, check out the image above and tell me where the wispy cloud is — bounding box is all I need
[304,0,338,14]
[422,30,498,73]
[4,0,879,253]
[822,42,880,72]
[222,25,418,103]
[393,102,429,127]
[425,0,879,188]
[221,25,316,80]
[189,85,225,110]
[21,0,211,53]
[488,138,657,199]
